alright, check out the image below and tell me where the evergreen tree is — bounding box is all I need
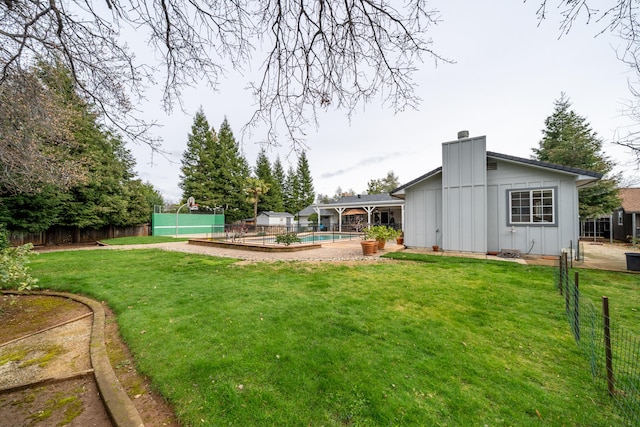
[213,118,251,222]
[1,62,163,231]
[179,108,219,209]
[533,94,620,219]
[254,148,283,212]
[297,151,315,209]
[284,166,300,214]
[272,156,287,211]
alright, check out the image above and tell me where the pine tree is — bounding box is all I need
[254,148,283,212]
[533,94,620,219]
[284,166,300,214]
[272,156,287,211]
[297,151,315,209]
[214,118,251,222]
[179,108,218,209]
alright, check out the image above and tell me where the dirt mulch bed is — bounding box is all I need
[0,294,180,427]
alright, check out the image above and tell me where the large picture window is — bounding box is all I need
[508,188,555,225]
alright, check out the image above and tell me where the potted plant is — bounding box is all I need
[432,245,439,252]
[360,239,377,255]
[365,226,400,250]
[396,231,404,245]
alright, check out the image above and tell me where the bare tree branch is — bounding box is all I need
[533,0,640,160]
[1,0,446,149]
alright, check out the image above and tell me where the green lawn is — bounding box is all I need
[27,249,632,426]
[98,236,189,245]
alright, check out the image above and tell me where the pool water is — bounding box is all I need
[298,233,357,243]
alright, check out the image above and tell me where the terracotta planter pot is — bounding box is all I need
[396,237,404,245]
[361,240,377,256]
[377,238,386,250]
[432,245,439,252]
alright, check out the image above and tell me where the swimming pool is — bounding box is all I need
[297,233,358,243]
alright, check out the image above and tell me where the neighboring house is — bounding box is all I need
[612,188,640,242]
[391,133,602,256]
[314,194,404,232]
[256,211,294,227]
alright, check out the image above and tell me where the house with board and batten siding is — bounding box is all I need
[391,132,602,256]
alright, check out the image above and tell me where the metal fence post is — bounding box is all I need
[603,296,615,396]
[574,271,580,342]
[564,253,570,314]
[558,254,563,295]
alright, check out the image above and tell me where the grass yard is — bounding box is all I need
[99,236,189,245]
[27,249,631,426]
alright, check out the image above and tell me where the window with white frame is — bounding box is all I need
[618,210,623,226]
[508,188,556,225]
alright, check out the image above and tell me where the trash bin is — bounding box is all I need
[625,252,640,271]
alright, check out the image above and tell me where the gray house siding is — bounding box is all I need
[404,176,442,248]
[442,137,487,253]
[395,135,595,257]
[485,159,580,255]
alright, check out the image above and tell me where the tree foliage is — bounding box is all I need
[0,0,445,147]
[179,113,259,223]
[179,108,219,209]
[254,149,283,213]
[532,94,620,218]
[534,1,640,161]
[244,177,270,224]
[296,151,315,210]
[0,62,163,232]
[281,152,316,215]
[0,65,87,194]
[367,171,400,194]
[272,156,287,208]
[215,118,251,222]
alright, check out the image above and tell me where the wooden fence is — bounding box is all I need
[9,224,150,247]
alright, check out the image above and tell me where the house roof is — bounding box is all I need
[391,167,442,197]
[486,152,603,183]
[391,152,603,197]
[258,211,294,218]
[619,188,640,213]
[298,205,334,216]
[312,193,403,210]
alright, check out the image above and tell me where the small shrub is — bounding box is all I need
[0,225,38,291]
[275,232,301,246]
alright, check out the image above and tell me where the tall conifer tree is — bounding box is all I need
[179,108,218,209]
[297,151,315,209]
[214,118,251,222]
[254,148,283,212]
[272,156,287,211]
[284,166,300,214]
[533,94,620,218]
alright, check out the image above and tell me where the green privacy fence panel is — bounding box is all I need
[152,213,225,236]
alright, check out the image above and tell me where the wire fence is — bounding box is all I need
[557,253,640,425]
[209,225,363,246]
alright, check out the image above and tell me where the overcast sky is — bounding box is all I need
[127,1,640,203]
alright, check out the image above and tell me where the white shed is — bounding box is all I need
[256,211,294,227]
[391,134,602,256]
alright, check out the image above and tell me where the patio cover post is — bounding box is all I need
[335,207,346,232]
[364,206,375,225]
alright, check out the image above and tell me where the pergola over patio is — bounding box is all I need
[315,193,405,232]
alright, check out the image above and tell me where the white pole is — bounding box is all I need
[175,203,188,237]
